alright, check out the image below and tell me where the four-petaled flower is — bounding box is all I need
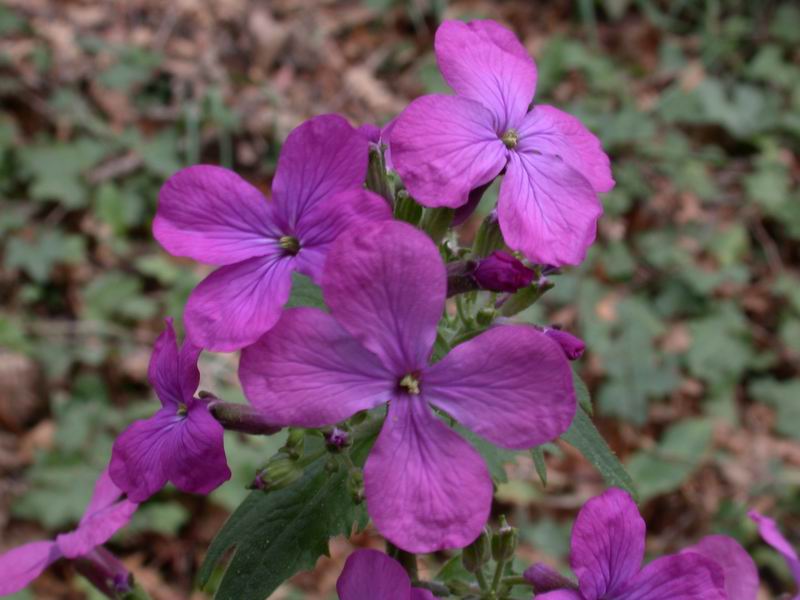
[0,469,137,596]
[391,20,614,267]
[525,488,758,600]
[155,114,391,351]
[336,549,435,600]
[110,318,230,501]
[239,220,576,552]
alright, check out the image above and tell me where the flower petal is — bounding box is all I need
[109,410,174,502]
[184,254,294,352]
[272,114,368,229]
[682,535,759,600]
[323,221,446,374]
[391,94,507,209]
[147,318,201,408]
[518,105,614,193]
[294,188,392,283]
[498,151,602,266]
[57,498,137,559]
[535,592,584,600]
[239,308,394,427]
[80,469,126,525]
[0,541,61,595]
[570,488,645,599]
[435,20,537,131]
[410,589,437,600]
[336,549,412,600]
[616,553,726,600]
[424,325,575,449]
[154,165,281,265]
[364,398,492,553]
[749,510,800,585]
[165,405,231,496]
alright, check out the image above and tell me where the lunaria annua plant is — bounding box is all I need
[1,18,788,600]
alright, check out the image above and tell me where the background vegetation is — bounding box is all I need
[0,0,798,597]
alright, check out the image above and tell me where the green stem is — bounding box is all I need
[475,569,490,593]
[502,575,532,587]
[491,557,507,592]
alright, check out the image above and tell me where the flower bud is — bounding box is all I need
[74,547,132,598]
[252,456,303,491]
[393,190,423,225]
[543,328,585,361]
[348,468,365,504]
[471,209,504,257]
[461,527,491,573]
[491,516,518,562]
[474,251,534,293]
[324,426,350,451]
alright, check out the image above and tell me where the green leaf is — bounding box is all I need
[572,368,592,416]
[456,425,518,484]
[285,273,325,309]
[748,379,800,440]
[5,229,86,282]
[561,407,637,499]
[627,418,713,501]
[199,428,378,599]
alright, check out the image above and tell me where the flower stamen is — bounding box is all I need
[399,373,421,395]
[279,236,300,255]
[501,129,519,149]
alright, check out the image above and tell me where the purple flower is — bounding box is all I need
[525,488,757,600]
[110,318,230,502]
[0,469,137,595]
[749,510,800,596]
[239,220,576,552]
[154,114,391,351]
[391,20,614,267]
[473,250,535,293]
[336,549,435,600]
[543,328,586,361]
[359,120,396,171]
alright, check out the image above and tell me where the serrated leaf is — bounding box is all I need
[285,273,325,309]
[561,407,637,499]
[199,457,364,599]
[199,423,379,599]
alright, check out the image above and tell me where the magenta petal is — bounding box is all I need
[435,20,537,131]
[570,488,645,599]
[616,554,726,600]
[323,221,446,374]
[154,165,281,265]
[147,318,200,408]
[410,589,436,600]
[110,410,173,502]
[391,94,507,209]
[518,105,614,194]
[535,592,584,600]
[239,308,394,427]
[749,510,800,585]
[683,535,759,600]
[364,398,492,553]
[424,325,575,449]
[184,254,294,352]
[57,499,137,559]
[272,114,368,229]
[0,541,62,595]
[294,188,392,284]
[80,469,126,524]
[336,549,412,600]
[110,406,229,502]
[498,152,602,267]
[165,405,231,496]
